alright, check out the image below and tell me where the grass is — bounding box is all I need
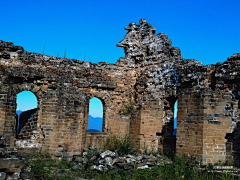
[20,152,237,180]
[101,134,137,156]
[19,135,239,179]
[21,152,75,180]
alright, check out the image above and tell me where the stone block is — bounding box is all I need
[5,168,21,172]
[20,172,34,179]
[0,172,6,180]
[0,158,24,169]
[6,172,20,180]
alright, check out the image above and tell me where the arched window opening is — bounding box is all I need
[88,97,103,132]
[16,91,38,138]
[173,100,178,135]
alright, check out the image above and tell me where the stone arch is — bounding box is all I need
[16,91,38,137]
[161,95,178,154]
[88,97,103,132]
[12,82,43,125]
[1,82,44,149]
[11,83,44,147]
[12,83,42,100]
[87,92,111,108]
[163,96,178,135]
[87,92,111,132]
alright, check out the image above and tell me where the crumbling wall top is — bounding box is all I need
[116,19,182,66]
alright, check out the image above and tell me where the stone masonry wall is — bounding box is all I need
[0,19,240,164]
[176,88,204,161]
[17,108,38,139]
[85,132,108,148]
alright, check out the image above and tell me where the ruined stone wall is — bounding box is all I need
[116,19,182,153]
[175,54,240,164]
[201,90,235,164]
[0,19,240,164]
[0,39,134,157]
[17,108,38,139]
[85,132,108,148]
[176,88,204,160]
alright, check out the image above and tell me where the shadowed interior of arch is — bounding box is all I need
[88,97,103,132]
[16,91,38,136]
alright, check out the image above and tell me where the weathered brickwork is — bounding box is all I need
[0,19,239,165]
[85,132,108,148]
[17,108,38,139]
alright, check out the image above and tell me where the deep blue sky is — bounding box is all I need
[89,97,103,118]
[2,0,239,115]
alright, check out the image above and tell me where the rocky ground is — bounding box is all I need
[1,134,240,180]
[1,131,173,180]
[0,146,172,179]
[71,147,172,172]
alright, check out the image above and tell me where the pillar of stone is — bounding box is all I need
[176,88,204,161]
[40,89,88,157]
[201,90,235,164]
[0,86,16,149]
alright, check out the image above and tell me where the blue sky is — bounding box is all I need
[2,0,239,117]
[89,97,103,118]
[17,91,38,111]
[174,101,178,129]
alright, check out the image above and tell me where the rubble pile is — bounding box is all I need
[0,134,26,180]
[72,148,172,172]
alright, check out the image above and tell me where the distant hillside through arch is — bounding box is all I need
[88,97,103,132]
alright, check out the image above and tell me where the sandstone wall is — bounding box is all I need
[17,108,38,139]
[0,19,240,164]
[85,132,108,148]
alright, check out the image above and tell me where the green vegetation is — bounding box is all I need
[101,134,137,156]
[64,48,67,58]
[21,152,75,180]
[21,152,237,180]
[19,135,238,180]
